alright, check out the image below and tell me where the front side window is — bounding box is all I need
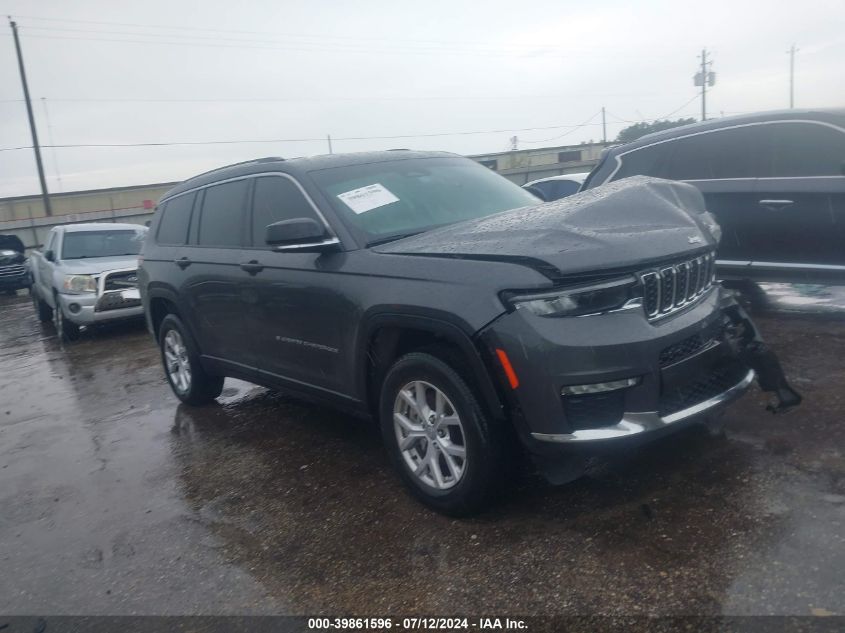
[612,145,670,180]
[250,176,320,246]
[661,126,764,180]
[310,157,538,243]
[766,122,845,177]
[197,180,248,247]
[61,229,147,260]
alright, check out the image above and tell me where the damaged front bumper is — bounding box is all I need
[480,284,800,458]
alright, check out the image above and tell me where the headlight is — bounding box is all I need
[62,274,97,294]
[508,276,639,317]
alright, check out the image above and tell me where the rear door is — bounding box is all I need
[751,120,845,270]
[181,178,256,371]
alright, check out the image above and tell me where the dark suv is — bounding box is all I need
[139,151,798,514]
[582,108,845,283]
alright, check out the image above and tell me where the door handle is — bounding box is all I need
[758,199,794,210]
[175,257,192,269]
[239,260,264,274]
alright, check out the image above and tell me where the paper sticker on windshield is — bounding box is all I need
[337,183,399,214]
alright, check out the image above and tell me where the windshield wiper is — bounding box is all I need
[367,230,426,247]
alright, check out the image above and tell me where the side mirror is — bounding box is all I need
[44,250,55,262]
[524,185,548,202]
[265,218,339,252]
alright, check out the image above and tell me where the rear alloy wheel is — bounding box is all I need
[55,305,81,342]
[158,314,224,405]
[379,351,506,515]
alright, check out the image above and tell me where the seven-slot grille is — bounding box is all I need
[640,252,715,320]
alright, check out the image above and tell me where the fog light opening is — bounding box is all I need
[68,303,81,314]
[561,376,640,396]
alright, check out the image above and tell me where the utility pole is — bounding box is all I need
[601,107,607,143]
[9,18,52,216]
[41,98,63,192]
[509,135,518,151]
[327,134,333,154]
[694,49,715,121]
[788,44,798,108]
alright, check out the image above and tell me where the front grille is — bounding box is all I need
[563,391,625,430]
[0,264,26,277]
[658,360,747,417]
[103,270,138,292]
[640,252,715,320]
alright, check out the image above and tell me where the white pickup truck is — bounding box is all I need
[30,222,148,341]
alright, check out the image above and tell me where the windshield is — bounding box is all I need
[310,157,540,243]
[61,229,147,260]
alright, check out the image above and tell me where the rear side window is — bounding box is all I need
[156,192,195,245]
[197,180,248,247]
[766,122,845,177]
[250,176,320,246]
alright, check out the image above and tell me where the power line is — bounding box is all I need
[519,111,603,144]
[0,120,608,153]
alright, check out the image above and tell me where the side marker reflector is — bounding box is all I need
[495,348,519,390]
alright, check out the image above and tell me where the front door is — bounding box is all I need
[240,174,351,396]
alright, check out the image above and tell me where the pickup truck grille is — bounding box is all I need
[0,264,26,278]
[103,270,139,292]
[640,252,715,320]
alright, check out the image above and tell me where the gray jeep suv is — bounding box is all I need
[139,151,799,514]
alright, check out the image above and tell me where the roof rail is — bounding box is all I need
[187,156,285,181]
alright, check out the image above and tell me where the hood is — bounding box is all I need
[0,234,25,253]
[59,255,141,274]
[375,177,720,282]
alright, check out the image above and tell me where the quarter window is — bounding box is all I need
[197,180,248,247]
[156,193,195,245]
[250,176,321,246]
[766,122,845,177]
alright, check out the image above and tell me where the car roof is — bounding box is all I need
[161,150,461,201]
[606,107,845,155]
[61,222,147,233]
[524,172,590,187]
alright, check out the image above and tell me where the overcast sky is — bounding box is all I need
[1,0,842,198]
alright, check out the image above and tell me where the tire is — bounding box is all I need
[32,289,53,322]
[158,314,224,405]
[54,303,81,342]
[379,351,506,516]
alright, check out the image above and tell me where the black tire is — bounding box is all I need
[32,290,53,322]
[378,351,506,516]
[54,304,81,342]
[158,313,224,405]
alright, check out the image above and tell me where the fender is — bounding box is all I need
[355,308,507,422]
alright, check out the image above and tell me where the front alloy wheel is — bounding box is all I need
[379,350,507,515]
[394,380,468,490]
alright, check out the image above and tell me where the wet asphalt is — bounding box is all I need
[0,289,843,617]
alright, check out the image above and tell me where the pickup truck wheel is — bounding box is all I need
[159,314,224,405]
[379,352,505,516]
[55,306,81,342]
[32,290,53,322]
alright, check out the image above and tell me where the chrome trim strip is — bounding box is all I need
[531,369,755,443]
[272,237,341,252]
[716,259,845,273]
